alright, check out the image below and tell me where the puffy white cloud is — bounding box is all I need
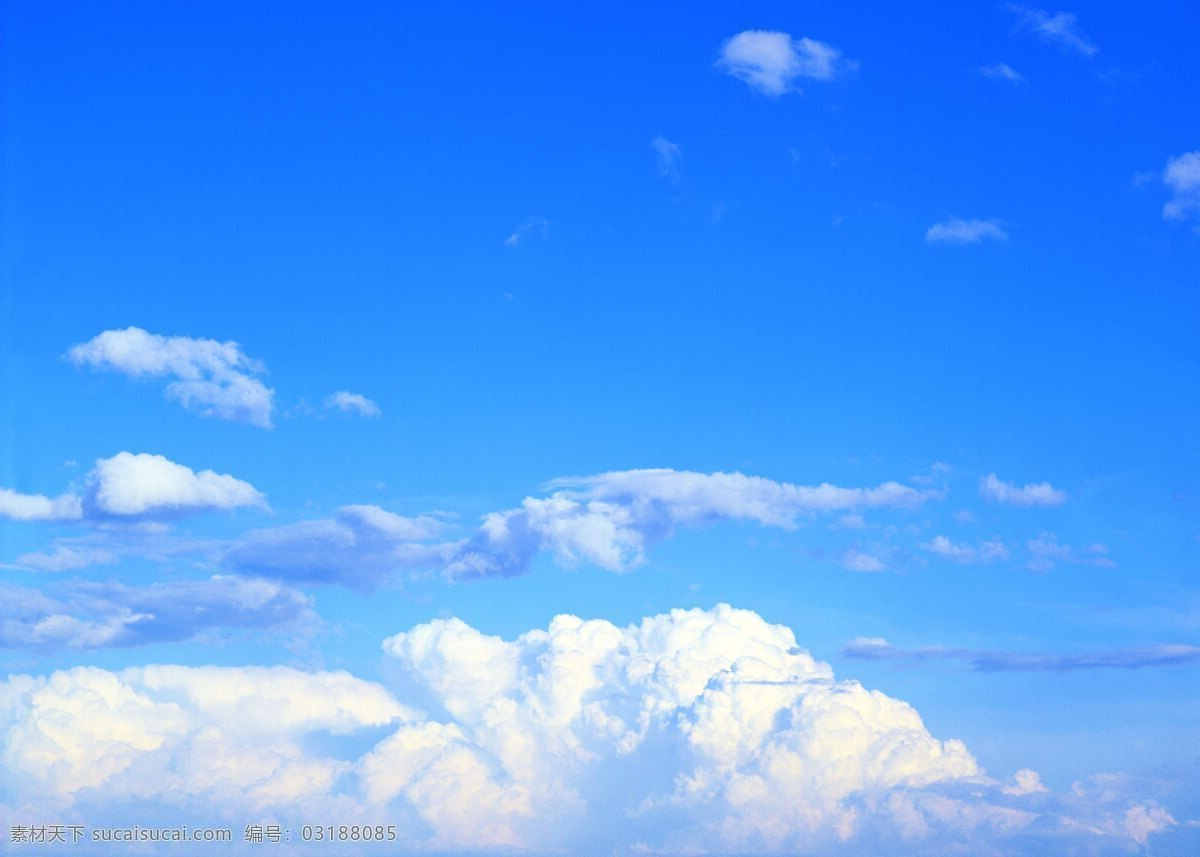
[717,30,857,96]
[373,604,983,851]
[0,575,317,650]
[0,606,1182,853]
[921,535,1009,563]
[67,326,275,427]
[979,472,1066,506]
[1004,768,1049,795]
[1162,150,1200,223]
[1,453,263,526]
[85,452,266,519]
[925,217,1008,244]
[0,487,82,522]
[1010,5,1098,56]
[0,665,409,810]
[324,391,380,417]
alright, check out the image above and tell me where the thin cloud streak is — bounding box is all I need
[842,637,1200,671]
[1009,5,1098,56]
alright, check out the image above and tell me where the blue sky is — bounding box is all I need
[2,2,1198,854]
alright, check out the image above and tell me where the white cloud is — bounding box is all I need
[841,636,1196,671]
[0,606,1179,854]
[1003,768,1049,795]
[921,535,1009,564]
[652,136,682,182]
[324,391,381,417]
[11,546,118,573]
[0,664,408,810]
[925,218,1008,244]
[0,487,82,522]
[0,575,317,650]
[67,326,275,428]
[225,505,447,587]
[979,63,1024,83]
[1025,531,1114,571]
[1162,150,1200,223]
[504,216,549,248]
[979,472,1066,506]
[1010,6,1098,56]
[226,469,935,585]
[842,547,886,572]
[716,30,857,96]
[85,452,266,519]
[447,469,935,578]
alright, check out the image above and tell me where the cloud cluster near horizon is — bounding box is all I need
[717,30,857,96]
[0,605,1175,854]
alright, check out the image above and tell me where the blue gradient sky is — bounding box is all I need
[2,2,1198,854]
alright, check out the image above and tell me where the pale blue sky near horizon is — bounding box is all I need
[2,2,1198,854]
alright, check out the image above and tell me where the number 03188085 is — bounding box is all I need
[300,825,397,842]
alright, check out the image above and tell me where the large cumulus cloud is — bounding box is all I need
[0,606,1178,854]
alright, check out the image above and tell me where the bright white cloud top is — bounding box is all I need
[0,605,1176,853]
[85,452,266,518]
[68,327,275,428]
[717,30,856,96]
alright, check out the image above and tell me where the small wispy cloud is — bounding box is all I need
[842,636,1200,671]
[324,391,380,417]
[1162,150,1200,224]
[504,215,550,248]
[1025,531,1114,571]
[841,548,886,572]
[926,218,1008,244]
[651,136,682,183]
[11,547,119,573]
[920,535,1009,564]
[716,30,857,96]
[979,63,1025,83]
[1009,6,1098,56]
[979,473,1066,506]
